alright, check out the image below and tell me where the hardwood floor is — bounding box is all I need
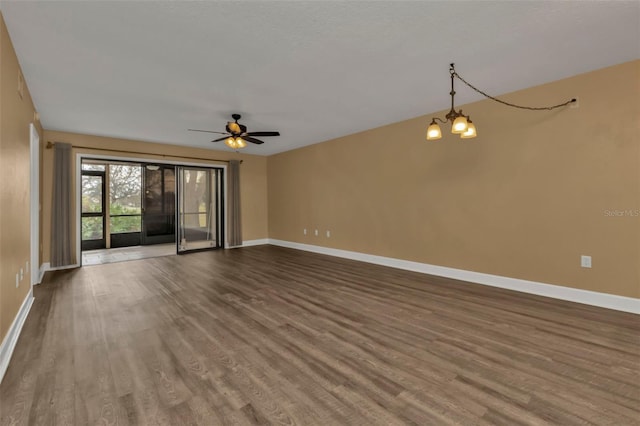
[1,245,638,425]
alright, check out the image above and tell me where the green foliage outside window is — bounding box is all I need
[81,204,142,240]
[81,217,102,240]
[81,163,143,240]
[110,204,141,234]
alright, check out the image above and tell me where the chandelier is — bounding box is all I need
[426,63,576,141]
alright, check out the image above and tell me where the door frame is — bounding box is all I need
[142,164,176,246]
[80,169,107,250]
[29,123,40,285]
[176,166,225,254]
[75,153,227,266]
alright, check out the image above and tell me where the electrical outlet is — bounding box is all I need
[326,230,331,238]
[581,255,592,268]
[303,228,307,235]
[314,229,318,236]
[16,273,19,288]
[20,268,24,281]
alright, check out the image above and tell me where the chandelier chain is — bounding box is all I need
[452,71,576,111]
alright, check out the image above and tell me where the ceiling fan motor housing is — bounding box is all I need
[227,114,246,135]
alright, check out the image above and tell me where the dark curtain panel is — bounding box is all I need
[50,142,74,267]
[228,160,242,247]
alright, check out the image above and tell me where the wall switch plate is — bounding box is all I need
[326,230,331,238]
[16,273,19,288]
[20,268,24,280]
[303,228,307,235]
[581,255,592,268]
[314,229,318,236]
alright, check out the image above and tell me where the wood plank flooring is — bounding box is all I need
[1,245,638,425]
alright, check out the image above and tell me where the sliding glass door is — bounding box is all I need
[176,166,223,253]
[143,164,176,245]
[81,167,106,250]
[109,163,143,248]
[81,159,223,256]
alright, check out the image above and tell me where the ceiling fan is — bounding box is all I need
[188,114,280,149]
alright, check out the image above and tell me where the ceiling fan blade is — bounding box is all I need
[188,129,228,135]
[246,131,280,137]
[211,136,228,142]
[243,136,265,145]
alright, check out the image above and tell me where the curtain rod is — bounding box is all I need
[45,141,242,164]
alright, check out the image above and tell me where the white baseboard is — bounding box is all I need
[36,262,48,284]
[0,287,34,384]
[268,239,640,314]
[226,239,270,249]
[242,239,270,247]
[39,262,79,275]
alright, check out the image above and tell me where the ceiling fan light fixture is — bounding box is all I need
[189,114,280,148]
[225,137,237,149]
[235,137,247,148]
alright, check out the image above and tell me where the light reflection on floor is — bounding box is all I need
[82,243,176,266]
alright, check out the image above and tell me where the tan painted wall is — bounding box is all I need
[0,13,42,343]
[268,60,640,298]
[41,131,268,264]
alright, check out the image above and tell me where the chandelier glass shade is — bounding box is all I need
[460,120,477,138]
[426,120,442,140]
[451,116,469,134]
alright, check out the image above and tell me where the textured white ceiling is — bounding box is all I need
[1,1,638,155]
